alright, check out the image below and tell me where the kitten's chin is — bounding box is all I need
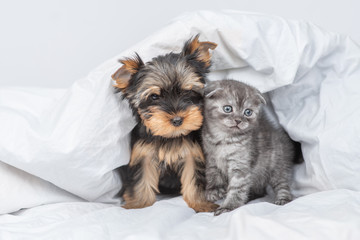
[226,126,241,134]
[227,125,250,135]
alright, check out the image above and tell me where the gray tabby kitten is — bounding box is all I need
[202,79,300,216]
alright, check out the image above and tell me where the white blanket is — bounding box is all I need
[0,190,359,239]
[1,10,360,239]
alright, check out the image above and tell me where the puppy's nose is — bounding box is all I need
[235,119,241,125]
[171,117,183,127]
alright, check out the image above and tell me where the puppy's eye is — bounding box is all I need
[223,105,233,113]
[150,94,160,100]
[244,109,253,117]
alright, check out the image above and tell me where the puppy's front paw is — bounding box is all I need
[191,201,219,212]
[206,188,226,202]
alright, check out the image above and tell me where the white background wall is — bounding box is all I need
[0,0,359,88]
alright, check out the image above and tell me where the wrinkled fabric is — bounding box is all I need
[0,190,359,239]
[0,10,359,237]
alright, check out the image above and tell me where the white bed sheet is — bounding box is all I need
[0,190,359,240]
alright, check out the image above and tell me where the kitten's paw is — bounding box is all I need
[214,201,245,216]
[274,197,292,205]
[214,206,233,216]
[206,188,226,202]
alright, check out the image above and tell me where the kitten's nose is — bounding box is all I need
[171,116,183,127]
[235,119,241,125]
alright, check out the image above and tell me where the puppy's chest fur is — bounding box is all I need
[157,136,203,169]
[131,123,203,172]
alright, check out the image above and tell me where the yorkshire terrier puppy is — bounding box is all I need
[112,35,218,212]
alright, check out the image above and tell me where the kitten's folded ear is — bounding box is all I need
[112,53,144,93]
[204,81,223,98]
[256,91,267,105]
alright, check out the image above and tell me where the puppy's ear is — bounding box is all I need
[112,53,144,92]
[181,34,217,67]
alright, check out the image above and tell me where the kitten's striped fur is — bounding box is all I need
[202,80,301,215]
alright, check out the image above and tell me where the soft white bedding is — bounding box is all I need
[0,190,359,239]
[1,10,360,239]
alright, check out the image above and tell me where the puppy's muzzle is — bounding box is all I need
[171,116,183,127]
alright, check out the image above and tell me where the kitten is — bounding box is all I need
[202,79,301,216]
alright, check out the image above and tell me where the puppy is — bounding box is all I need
[112,35,218,212]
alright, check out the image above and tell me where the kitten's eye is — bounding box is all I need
[223,105,233,113]
[244,109,253,117]
[150,94,160,100]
